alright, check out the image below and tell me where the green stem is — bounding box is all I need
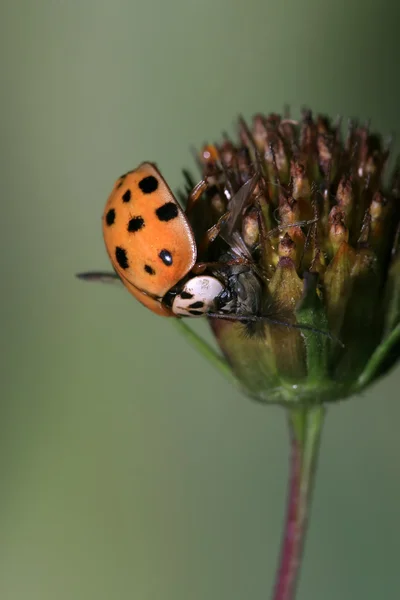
[173,319,237,385]
[356,322,400,390]
[271,405,325,600]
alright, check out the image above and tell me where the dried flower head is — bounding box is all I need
[177,109,400,405]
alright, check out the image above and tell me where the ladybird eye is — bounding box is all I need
[138,175,158,194]
[236,281,246,299]
[159,249,173,266]
[216,289,231,308]
[105,208,115,226]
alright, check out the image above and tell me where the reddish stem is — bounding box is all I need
[271,406,324,600]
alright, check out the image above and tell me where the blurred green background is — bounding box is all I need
[1,0,400,598]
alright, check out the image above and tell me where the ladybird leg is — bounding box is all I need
[191,256,251,275]
[194,213,255,276]
[185,178,210,213]
[185,172,229,213]
[197,175,261,256]
[173,320,238,385]
[195,209,233,257]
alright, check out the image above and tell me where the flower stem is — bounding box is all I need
[271,405,325,600]
[173,319,238,385]
[356,322,400,390]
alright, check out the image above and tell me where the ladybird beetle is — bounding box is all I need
[78,162,335,343]
[101,162,231,317]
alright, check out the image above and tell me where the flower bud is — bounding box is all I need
[191,110,400,405]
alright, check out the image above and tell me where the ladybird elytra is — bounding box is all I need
[102,162,197,301]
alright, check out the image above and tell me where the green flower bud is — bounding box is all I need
[190,110,400,406]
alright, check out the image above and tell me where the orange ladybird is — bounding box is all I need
[102,163,196,315]
[79,163,264,320]
[102,162,224,316]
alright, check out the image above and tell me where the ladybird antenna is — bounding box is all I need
[76,271,120,283]
[265,217,319,238]
[206,311,344,347]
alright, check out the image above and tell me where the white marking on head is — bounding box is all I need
[172,276,224,317]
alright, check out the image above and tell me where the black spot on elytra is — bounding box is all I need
[156,202,179,222]
[159,249,173,266]
[122,189,131,203]
[115,246,129,270]
[180,291,194,300]
[105,208,115,226]
[188,301,204,309]
[144,264,155,275]
[139,175,158,194]
[117,170,135,187]
[127,216,145,232]
[189,309,204,316]
[116,175,126,188]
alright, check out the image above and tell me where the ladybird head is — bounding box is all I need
[171,276,224,317]
[102,162,197,300]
